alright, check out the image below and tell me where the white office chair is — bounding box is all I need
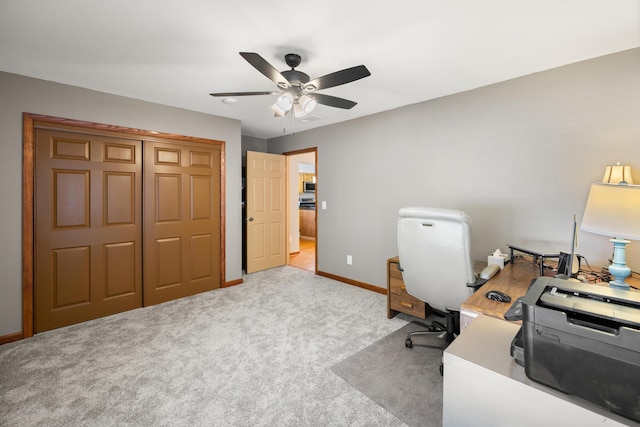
[397,207,492,372]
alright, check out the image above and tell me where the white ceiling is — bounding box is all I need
[1,1,639,140]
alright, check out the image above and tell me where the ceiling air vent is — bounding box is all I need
[299,116,322,123]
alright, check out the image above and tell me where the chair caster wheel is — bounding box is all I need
[405,338,413,348]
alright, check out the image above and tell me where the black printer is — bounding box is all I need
[512,276,640,423]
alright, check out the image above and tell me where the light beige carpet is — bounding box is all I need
[1,266,411,426]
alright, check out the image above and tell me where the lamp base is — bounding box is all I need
[608,238,631,290]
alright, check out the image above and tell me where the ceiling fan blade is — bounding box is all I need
[210,91,279,97]
[240,52,291,89]
[304,65,370,91]
[312,93,357,109]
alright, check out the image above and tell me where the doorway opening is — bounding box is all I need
[286,148,317,272]
[290,237,315,271]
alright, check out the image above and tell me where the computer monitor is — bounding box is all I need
[557,216,579,277]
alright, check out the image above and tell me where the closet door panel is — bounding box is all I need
[143,141,221,306]
[104,241,137,298]
[35,129,142,332]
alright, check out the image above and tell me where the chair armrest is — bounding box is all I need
[467,277,488,291]
[467,264,500,291]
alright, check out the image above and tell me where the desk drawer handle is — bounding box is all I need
[399,301,413,309]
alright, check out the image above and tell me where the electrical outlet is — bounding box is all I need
[322,201,327,210]
[347,255,352,265]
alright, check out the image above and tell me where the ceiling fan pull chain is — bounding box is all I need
[291,110,296,133]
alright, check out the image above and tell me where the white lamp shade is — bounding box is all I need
[275,93,294,111]
[294,95,316,118]
[272,93,294,116]
[581,183,640,240]
[271,104,286,116]
[602,164,634,184]
[293,103,306,118]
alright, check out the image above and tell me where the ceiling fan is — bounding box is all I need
[210,52,371,118]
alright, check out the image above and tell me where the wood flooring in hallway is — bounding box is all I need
[289,238,315,272]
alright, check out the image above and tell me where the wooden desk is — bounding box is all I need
[460,259,540,331]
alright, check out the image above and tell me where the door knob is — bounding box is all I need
[246,217,254,222]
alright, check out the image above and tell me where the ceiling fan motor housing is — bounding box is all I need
[285,53,302,68]
[282,69,310,86]
[282,53,311,90]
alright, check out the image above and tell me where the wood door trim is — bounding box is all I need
[284,147,318,273]
[282,147,316,156]
[22,112,226,339]
[20,114,35,342]
[27,114,226,146]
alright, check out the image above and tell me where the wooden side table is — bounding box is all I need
[387,257,430,319]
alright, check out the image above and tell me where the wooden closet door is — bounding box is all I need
[35,129,142,332]
[143,140,221,306]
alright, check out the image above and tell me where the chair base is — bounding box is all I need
[404,330,454,349]
[404,309,460,375]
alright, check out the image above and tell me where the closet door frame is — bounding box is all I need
[21,113,226,339]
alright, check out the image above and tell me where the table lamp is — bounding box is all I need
[602,163,634,184]
[581,182,640,290]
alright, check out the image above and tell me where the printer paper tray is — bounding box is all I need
[539,287,640,329]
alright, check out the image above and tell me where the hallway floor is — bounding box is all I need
[289,238,315,272]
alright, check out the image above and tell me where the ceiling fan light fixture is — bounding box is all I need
[272,103,288,116]
[293,103,306,118]
[296,95,317,117]
[275,92,294,111]
[211,52,370,122]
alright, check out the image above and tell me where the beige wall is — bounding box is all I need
[268,48,640,289]
[0,72,243,336]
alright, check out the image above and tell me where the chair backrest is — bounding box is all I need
[397,207,476,313]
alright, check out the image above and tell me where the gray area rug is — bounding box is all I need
[331,321,444,427]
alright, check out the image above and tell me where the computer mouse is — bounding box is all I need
[485,290,511,303]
